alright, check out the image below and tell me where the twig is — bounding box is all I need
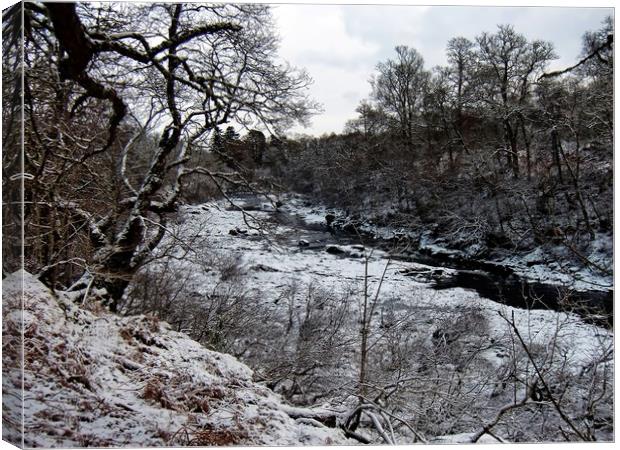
[500,311,591,441]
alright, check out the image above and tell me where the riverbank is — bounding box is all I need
[277,193,612,321]
[109,193,614,442]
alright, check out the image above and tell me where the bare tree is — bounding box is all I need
[343,100,389,137]
[371,45,430,150]
[475,25,556,178]
[2,5,24,276]
[19,2,319,307]
[446,37,475,153]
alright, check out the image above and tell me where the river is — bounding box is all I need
[259,194,613,327]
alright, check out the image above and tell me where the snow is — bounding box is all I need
[171,197,613,382]
[178,198,600,317]
[184,196,612,425]
[177,200,438,298]
[432,431,502,444]
[1,271,354,447]
[498,234,613,292]
[284,194,613,295]
[3,195,613,445]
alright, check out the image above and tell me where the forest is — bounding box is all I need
[2,2,614,447]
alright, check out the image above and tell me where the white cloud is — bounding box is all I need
[273,5,381,135]
[301,63,375,136]
[273,5,380,69]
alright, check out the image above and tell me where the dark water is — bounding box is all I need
[432,269,612,326]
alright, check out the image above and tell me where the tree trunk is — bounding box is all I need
[519,117,532,180]
[557,139,594,240]
[551,128,563,183]
[504,120,519,179]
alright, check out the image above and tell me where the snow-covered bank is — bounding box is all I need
[2,271,353,447]
[281,193,613,294]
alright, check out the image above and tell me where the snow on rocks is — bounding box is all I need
[2,271,353,447]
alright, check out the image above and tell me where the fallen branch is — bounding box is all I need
[365,410,394,444]
[281,405,339,428]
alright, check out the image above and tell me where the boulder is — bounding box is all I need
[325,245,346,255]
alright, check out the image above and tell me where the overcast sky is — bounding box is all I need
[271,2,613,136]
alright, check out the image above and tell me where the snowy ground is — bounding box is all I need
[159,195,613,441]
[175,195,608,346]
[2,271,355,447]
[2,194,613,445]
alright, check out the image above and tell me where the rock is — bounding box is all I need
[251,264,279,272]
[400,267,431,276]
[325,245,345,255]
[229,229,238,236]
[526,260,545,267]
[298,239,310,247]
[325,213,336,225]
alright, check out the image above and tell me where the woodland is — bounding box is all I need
[2,2,614,446]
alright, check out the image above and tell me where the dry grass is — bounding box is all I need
[169,422,248,446]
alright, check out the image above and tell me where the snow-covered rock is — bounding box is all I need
[1,271,352,447]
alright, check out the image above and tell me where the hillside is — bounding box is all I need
[2,271,353,447]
